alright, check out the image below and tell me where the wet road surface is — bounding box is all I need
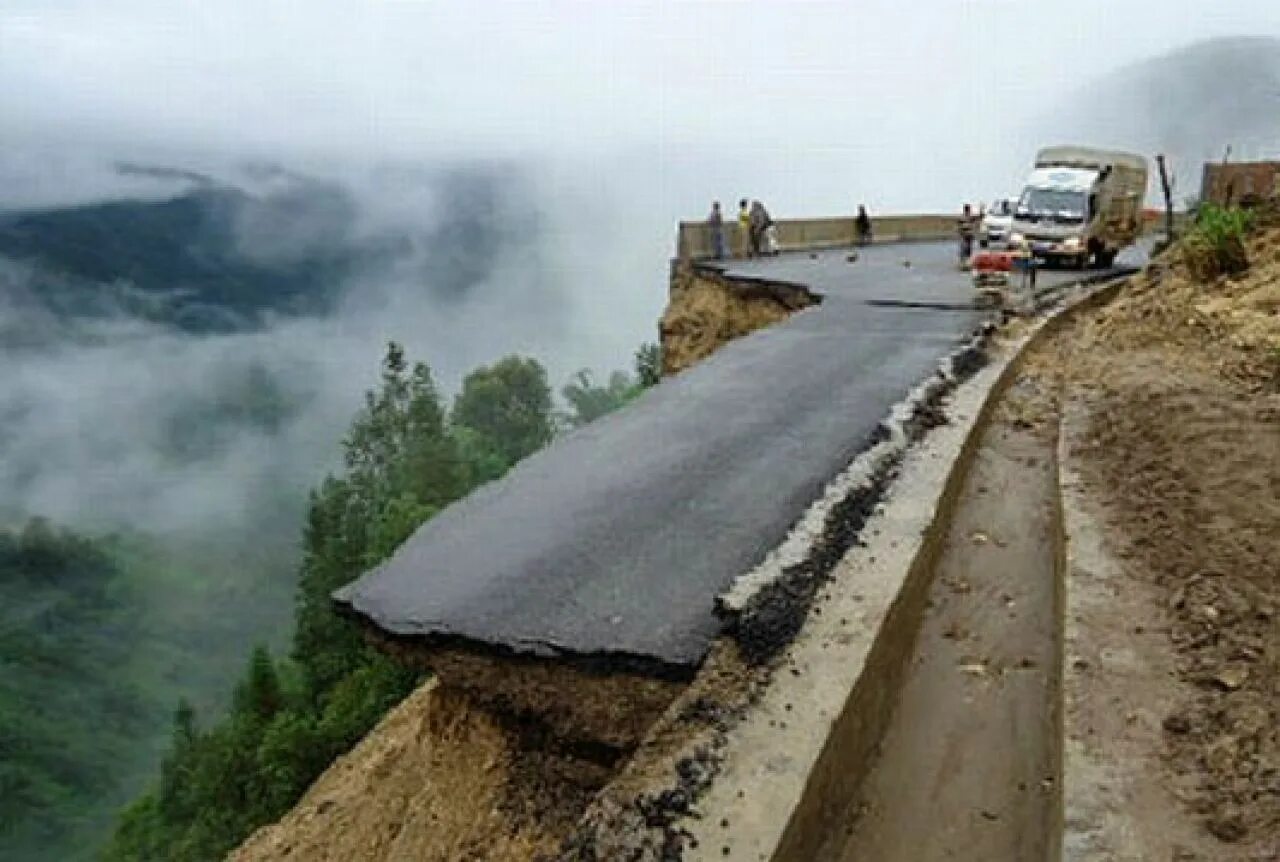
[334,242,1134,674]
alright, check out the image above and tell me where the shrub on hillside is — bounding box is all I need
[1183,204,1254,281]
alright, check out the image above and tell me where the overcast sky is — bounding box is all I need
[2,0,1279,546]
[5,0,1280,214]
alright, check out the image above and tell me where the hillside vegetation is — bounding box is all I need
[0,520,298,862]
[103,342,656,861]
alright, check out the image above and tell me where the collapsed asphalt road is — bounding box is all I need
[334,241,1138,675]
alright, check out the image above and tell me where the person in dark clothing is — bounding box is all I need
[748,200,768,256]
[957,203,979,265]
[856,205,873,245]
[708,201,727,259]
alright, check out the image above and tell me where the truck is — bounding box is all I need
[1009,146,1148,268]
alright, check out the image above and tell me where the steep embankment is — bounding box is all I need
[230,681,612,861]
[1046,220,1280,854]
[659,262,819,375]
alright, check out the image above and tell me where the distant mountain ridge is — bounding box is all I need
[0,161,531,334]
[1048,36,1280,200]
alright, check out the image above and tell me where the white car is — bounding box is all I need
[979,198,1015,248]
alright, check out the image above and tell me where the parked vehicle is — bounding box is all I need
[979,198,1015,247]
[1009,146,1148,268]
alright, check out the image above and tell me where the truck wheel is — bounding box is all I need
[1097,249,1117,268]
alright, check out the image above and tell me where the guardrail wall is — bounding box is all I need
[675,215,956,261]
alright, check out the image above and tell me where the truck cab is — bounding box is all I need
[1010,147,1147,268]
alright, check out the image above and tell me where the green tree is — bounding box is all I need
[451,356,553,466]
[233,647,283,722]
[107,343,563,861]
[251,709,324,818]
[451,425,511,487]
[634,341,661,387]
[293,343,460,699]
[561,369,638,428]
[157,700,198,825]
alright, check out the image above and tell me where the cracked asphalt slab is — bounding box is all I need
[334,241,1140,674]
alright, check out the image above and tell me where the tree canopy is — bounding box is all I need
[104,340,657,860]
[104,343,556,861]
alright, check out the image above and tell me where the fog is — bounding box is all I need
[0,160,659,541]
[3,1,1280,557]
[6,9,1280,854]
[7,2,1280,209]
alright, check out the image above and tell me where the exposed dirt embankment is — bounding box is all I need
[1021,222,1280,855]
[660,262,819,375]
[231,638,686,862]
[230,681,611,862]
[1074,363,1278,848]
[1089,224,1280,388]
[378,639,683,751]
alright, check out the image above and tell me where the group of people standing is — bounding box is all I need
[706,199,776,260]
[707,201,877,260]
[703,199,985,265]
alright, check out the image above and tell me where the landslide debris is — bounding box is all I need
[659,262,818,375]
[559,641,761,861]
[1028,218,1280,850]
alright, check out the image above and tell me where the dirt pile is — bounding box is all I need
[230,681,615,862]
[659,263,818,375]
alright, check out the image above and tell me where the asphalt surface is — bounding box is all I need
[334,241,1137,675]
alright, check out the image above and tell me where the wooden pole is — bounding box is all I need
[1156,153,1175,243]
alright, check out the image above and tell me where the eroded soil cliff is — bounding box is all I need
[659,263,818,375]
